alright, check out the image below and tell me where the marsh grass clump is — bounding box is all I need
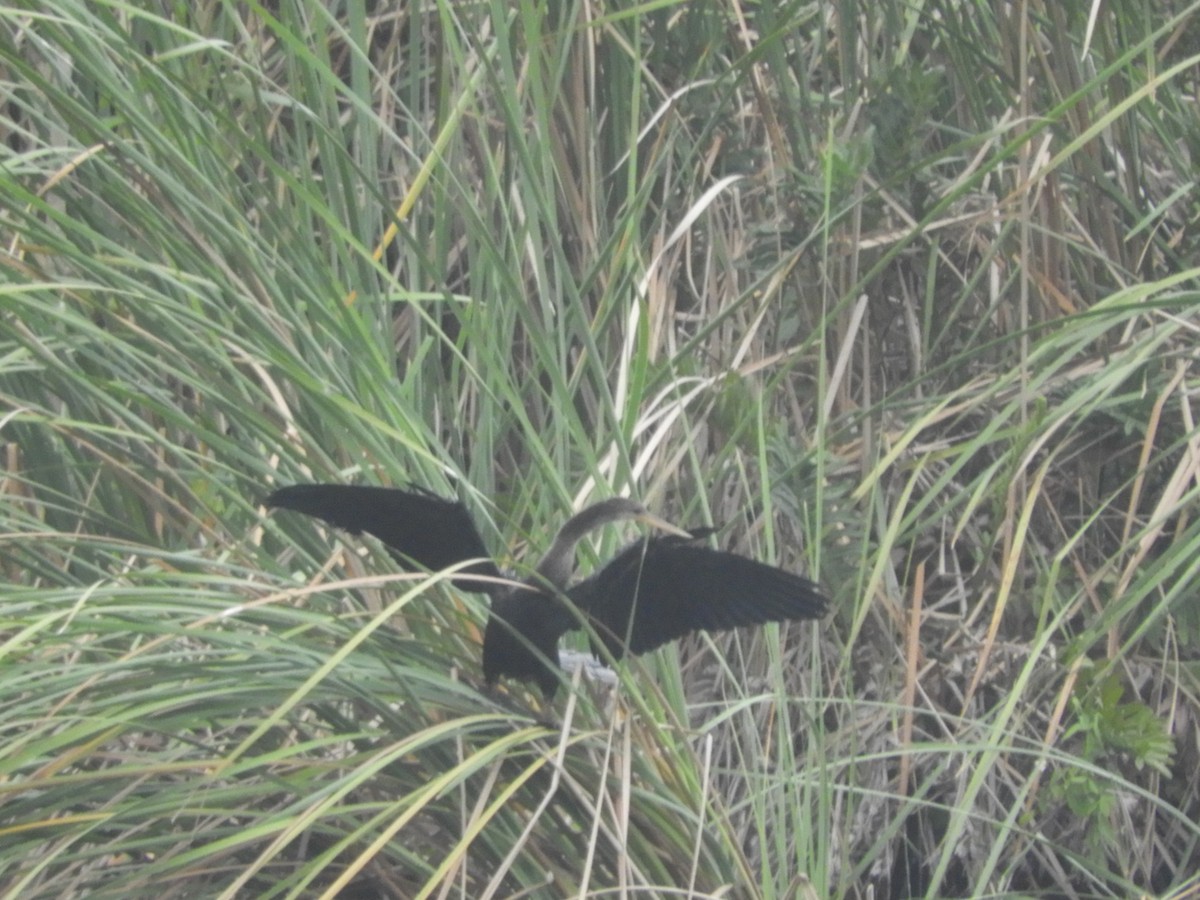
[1,1,1197,896]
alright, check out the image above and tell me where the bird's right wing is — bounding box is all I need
[570,536,828,659]
[266,484,501,593]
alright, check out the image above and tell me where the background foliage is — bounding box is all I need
[2,0,1198,897]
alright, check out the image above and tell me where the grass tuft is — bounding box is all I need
[2,0,1198,896]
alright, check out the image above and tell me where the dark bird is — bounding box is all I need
[266,484,827,698]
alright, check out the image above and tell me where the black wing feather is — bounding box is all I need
[266,484,501,593]
[569,537,827,658]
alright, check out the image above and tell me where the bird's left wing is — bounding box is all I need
[568,536,828,658]
[266,484,501,593]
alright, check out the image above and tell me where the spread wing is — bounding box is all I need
[266,484,501,593]
[568,536,828,659]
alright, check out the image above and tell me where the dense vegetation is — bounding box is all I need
[2,1,1198,897]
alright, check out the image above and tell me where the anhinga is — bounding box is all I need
[267,484,827,697]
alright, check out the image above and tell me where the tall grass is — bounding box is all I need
[2,0,1198,897]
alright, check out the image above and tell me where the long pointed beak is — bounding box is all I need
[634,511,693,538]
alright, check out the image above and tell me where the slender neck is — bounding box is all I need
[534,498,644,589]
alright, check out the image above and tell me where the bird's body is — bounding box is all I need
[484,584,574,697]
[267,484,827,697]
